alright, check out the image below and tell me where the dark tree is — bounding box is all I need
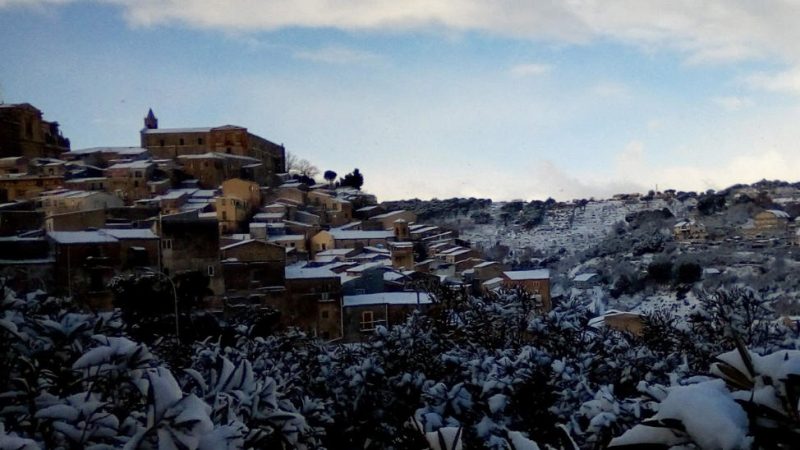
[341,168,364,190]
[324,170,337,186]
[647,260,673,284]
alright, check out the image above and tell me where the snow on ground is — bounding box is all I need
[462,199,687,257]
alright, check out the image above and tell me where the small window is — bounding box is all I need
[135,171,142,178]
[320,292,329,301]
[226,147,232,154]
[134,181,139,188]
[179,138,184,145]
[160,139,165,146]
[161,239,172,250]
[361,311,375,331]
[321,310,329,319]
[198,138,204,145]
[355,289,366,295]
[207,265,215,277]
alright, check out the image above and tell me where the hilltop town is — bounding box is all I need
[0,103,555,342]
[3,103,800,449]
[4,104,800,341]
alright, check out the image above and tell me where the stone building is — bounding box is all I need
[140,109,285,184]
[501,269,551,311]
[177,153,264,188]
[157,211,224,296]
[0,174,64,202]
[342,292,433,342]
[282,265,343,340]
[0,103,70,159]
[105,160,157,203]
[221,239,286,294]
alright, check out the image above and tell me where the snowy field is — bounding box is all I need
[460,198,690,257]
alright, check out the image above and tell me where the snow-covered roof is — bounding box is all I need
[503,269,550,280]
[142,127,213,134]
[328,230,394,240]
[572,272,598,282]
[371,210,408,220]
[347,261,390,273]
[107,160,153,170]
[482,277,504,286]
[285,265,338,280]
[48,231,118,244]
[473,261,497,268]
[70,146,148,155]
[268,234,305,242]
[220,239,263,251]
[316,249,356,256]
[363,245,390,254]
[100,228,158,240]
[253,212,285,220]
[411,226,439,234]
[765,209,790,218]
[343,292,433,307]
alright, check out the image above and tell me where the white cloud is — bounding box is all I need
[7,1,800,65]
[744,68,800,95]
[293,46,382,65]
[509,63,552,77]
[713,96,753,111]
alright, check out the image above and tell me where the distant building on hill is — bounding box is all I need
[139,109,285,185]
[0,103,70,159]
[501,269,551,311]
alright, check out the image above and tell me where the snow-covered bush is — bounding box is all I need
[609,346,800,449]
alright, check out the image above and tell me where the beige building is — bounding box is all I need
[389,241,414,270]
[752,210,789,235]
[45,208,106,232]
[311,229,395,253]
[268,234,308,252]
[105,160,156,203]
[215,195,250,234]
[37,190,122,216]
[673,219,707,242]
[177,153,263,188]
[0,174,64,202]
[369,210,417,230]
[501,269,551,311]
[222,178,262,213]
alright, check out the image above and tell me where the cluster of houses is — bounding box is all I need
[673,209,800,245]
[0,103,551,342]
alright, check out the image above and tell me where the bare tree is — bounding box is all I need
[285,152,319,178]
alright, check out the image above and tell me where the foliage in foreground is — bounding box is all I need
[0,285,799,449]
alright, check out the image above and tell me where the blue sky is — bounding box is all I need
[2,1,800,201]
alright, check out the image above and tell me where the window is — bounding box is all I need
[134,181,139,188]
[355,289,366,295]
[134,171,142,178]
[226,147,232,154]
[321,310,329,319]
[198,138,204,145]
[320,292,329,301]
[207,265,215,277]
[179,138,184,145]
[222,211,227,221]
[160,139,165,146]
[361,311,375,331]
[161,239,172,250]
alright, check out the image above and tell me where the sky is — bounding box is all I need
[2,1,800,201]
